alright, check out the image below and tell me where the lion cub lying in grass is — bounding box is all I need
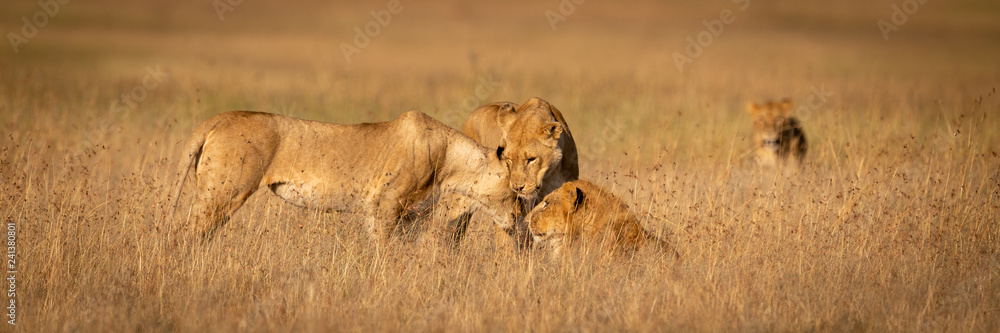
[526,180,679,259]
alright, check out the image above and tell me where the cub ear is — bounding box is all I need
[778,98,793,116]
[495,103,518,132]
[538,122,563,146]
[570,186,585,212]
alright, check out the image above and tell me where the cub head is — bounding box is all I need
[497,97,565,202]
[747,98,793,155]
[526,181,584,247]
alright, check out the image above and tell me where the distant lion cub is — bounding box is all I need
[526,180,679,259]
[747,98,807,168]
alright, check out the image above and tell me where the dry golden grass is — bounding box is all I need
[2,0,999,331]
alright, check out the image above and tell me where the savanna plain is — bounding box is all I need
[1,0,998,331]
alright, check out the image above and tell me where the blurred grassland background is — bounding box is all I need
[1,0,999,331]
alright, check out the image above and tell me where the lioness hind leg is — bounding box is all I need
[190,187,256,242]
[189,139,270,242]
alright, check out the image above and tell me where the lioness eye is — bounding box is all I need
[526,157,537,164]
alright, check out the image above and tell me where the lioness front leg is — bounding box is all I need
[429,192,474,250]
[493,198,532,253]
[363,201,407,248]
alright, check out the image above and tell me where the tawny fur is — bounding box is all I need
[172,110,516,246]
[747,98,807,168]
[461,97,580,251]
[526,180,679,259]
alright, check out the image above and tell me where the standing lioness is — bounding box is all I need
[527,180,679,259]
[172,110,516,247]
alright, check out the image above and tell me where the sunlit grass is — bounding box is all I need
[1,0,998,331]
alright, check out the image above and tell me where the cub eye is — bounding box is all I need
[526,157,537,164]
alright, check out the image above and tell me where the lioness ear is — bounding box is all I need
[778,98,793,116]
[495,103,517,132]
[539,122,563,146]
[522,97,546,109]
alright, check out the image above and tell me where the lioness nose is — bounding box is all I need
[514,185,525,193]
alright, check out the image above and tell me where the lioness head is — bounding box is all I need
[497,98,565,202]
[525,181,583,250]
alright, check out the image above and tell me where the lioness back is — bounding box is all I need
[189,111,441,210]
[526,180,678,258]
